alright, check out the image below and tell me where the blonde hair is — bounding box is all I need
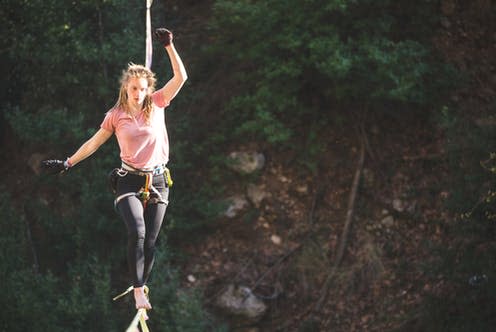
[112,63,157,123]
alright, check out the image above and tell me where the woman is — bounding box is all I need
[42,28,187,310]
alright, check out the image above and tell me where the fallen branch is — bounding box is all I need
[279,136,367,331]
[315,137,365,311]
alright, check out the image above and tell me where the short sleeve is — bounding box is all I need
[152,89,171,109]
[100,110,116,132]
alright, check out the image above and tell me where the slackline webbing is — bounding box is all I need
[126,309,150,332]
[114,286,151,332]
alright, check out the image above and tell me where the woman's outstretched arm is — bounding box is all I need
[67,128,113,166]
[41,128,112,174]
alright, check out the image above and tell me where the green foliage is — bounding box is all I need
[167,183,228,235]
[299,125,328,174]
[1,0,144,118]
[166,107,231,236]
[439,107,496,213]
[144,248,227,332]
[1,1,219,330]
[418,218,496,331]
[208,0,456,146]
[0,0,469,330]
[5,106,86,147]
[414,104,496,330]
[0,181,219,331]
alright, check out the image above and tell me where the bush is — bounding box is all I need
[415,106,496,331]
[207,0,457,146]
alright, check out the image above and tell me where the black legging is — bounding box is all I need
[115,172,169,287]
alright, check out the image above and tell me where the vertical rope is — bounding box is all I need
[145,0,154,69]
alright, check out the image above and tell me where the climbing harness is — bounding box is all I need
[113,285,151,332]
[108,167,128,194]
[112,162,172,210]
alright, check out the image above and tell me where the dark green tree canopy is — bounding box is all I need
[209,0,455,143]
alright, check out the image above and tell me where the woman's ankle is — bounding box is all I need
[134,286,145,292]
[134,286,152,309]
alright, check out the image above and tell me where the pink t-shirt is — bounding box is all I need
[100,90,171,169]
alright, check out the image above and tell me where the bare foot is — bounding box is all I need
[134,286,152,310]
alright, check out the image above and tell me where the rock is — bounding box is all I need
[216,284,267,321]
[381,216,394,227]
[224,195,249,218]
[228,151,265,174]
[295,184,308,194]
[270,234,282,245]
[393,198,417,214]
[246,184,268,208]
[392,199,404,212]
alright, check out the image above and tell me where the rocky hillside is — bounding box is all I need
[172,0,496,331]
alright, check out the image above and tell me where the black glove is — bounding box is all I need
[154,28,173,47]
[41,159,71,175]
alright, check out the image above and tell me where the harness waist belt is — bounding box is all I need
[121,162,165,176]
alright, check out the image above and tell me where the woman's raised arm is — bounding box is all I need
[155,28,188,103]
